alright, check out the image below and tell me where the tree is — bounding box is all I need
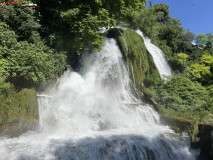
[61,7,112,54]
[187,63,210,83]
[153,3,170,23]
[196,34,206,47]
[158,18,185,49]
[0,23,17,50]
[130,6,158,38]
[0,5,41,43]
[185,29,195,42]
[196,33,213,48]
[186,54,213,85]
[201,54,213,67]
[176,53,189,69]
[39,0,147,54]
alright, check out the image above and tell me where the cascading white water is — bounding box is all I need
[136,30,172,79]
[0,38,197,160]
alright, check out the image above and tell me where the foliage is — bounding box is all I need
[0,4,41,43]
[187,64,210,81]
[196,34,206,47]
[145,76,213,123]
[0,23,17,49]
[153,3,170,23]
[201,54,213,67]
[196,33,213,48]
[38,0,147,54]
[175,53,189,70]
[130,6,158,38]
[4,42,66,88]
[0,22,66,88]
[185,29,195,42]
[60,7,109,54]
[187,54,213,85]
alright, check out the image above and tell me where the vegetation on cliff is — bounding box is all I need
[0,88,38,125]
[108,29,160,93]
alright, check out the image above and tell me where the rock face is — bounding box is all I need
[197,124,213,160]
[107,28,160,94]
[0,88,38,137]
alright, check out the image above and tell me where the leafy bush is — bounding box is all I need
[149,76,210,112]
[187,54,213,85]
[0,4,41,43]
[3,42,66,88]
[0,22,66,88]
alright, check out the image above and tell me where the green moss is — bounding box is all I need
[108,28,160,93]
[0,88,38,125]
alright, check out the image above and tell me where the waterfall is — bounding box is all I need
[0,38,198,160]
[136,30,172,79]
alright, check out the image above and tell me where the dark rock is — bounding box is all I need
[107,28,123,39]
[197,124,213,160]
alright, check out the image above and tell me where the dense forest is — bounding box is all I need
[0,0,213,138]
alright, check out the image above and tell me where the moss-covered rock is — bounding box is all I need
[107,28,160,94]
[0,88,38,137]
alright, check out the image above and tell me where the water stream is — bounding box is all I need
[136,30,172,79]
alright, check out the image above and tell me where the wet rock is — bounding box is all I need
[197,124,213,160]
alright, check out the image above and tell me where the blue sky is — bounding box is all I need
[149,0,213,35]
